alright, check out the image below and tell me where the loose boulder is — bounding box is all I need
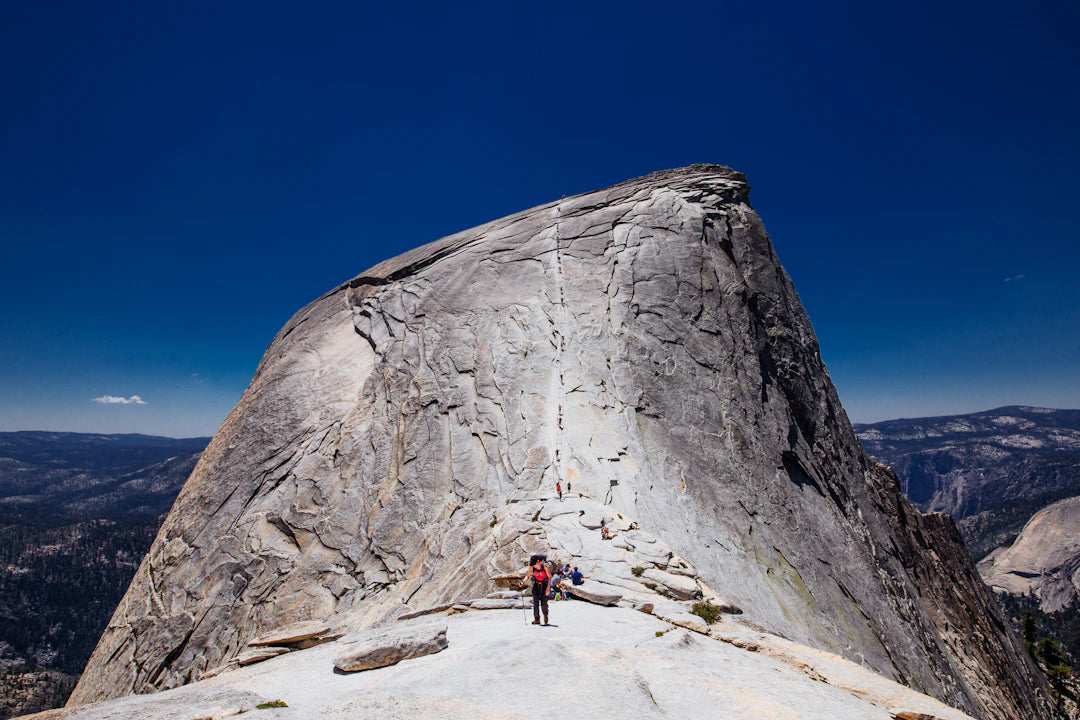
[334,620,448,673]
[567,581,623,606]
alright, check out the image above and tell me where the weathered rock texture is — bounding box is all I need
[69,166,1050,718]
[978,496,1080,613]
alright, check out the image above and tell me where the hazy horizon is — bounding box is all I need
[4,401,1077,440]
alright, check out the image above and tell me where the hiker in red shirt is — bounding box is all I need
[526,555,551,625]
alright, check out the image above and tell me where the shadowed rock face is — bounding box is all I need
[68,166,1049,718]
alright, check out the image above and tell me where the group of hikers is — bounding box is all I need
[524,478,640,625]
[522,555,583,625]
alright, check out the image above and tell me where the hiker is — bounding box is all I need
[524,555,551,624]
[567,481,572,494]
[628,521,639,531]
[601,526,613,540]
[556,481,562,499]
[571,567,584,585]
[550,569,570,600]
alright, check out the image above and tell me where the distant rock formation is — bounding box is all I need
[68,166,1050,719]
[855,406,1080,559]
[979,496,1080,613]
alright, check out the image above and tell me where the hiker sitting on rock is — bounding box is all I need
[549,571,569,600]
[601,526,613,540]
[571,567,584,585]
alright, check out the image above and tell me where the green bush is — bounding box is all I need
[631,566,645,577]
[690,602,722,625]
[256,700,289,709]
[641,581,672,599]
[655,630,664,637]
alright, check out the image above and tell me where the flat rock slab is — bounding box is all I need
[491,573,526,588]
[236,646,291,666]
[397,603,458,621]
[468,597,521,610]
[891,711,947,720]
[250,620,332,647]
[486,589,525,599]
[642,568,700,600]
[334,620,448,673]
[22,687,268,719]
[708,597,743,615]
[652,602,710,634]
[567,580,623,606]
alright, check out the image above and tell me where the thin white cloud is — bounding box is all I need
[92,395,147,405]
[1004,274,1026,283]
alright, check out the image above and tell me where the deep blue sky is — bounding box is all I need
[2,1,1077,437]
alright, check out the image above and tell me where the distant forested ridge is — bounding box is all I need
[0,432,207,717]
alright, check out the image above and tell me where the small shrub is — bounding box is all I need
[690,602,722,625]
[655,630,665,637]
[1046,664,1073,691]
[256,700,289,709]
[642,582,672,599]
[490,513,497,528]
[531,510,541,522]
[631,566,645,577]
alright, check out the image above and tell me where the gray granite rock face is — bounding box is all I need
[978,496,1080,613]
[68,166,1049,719]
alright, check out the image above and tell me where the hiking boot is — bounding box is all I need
[531,619,541,625]
[543,614,549,625]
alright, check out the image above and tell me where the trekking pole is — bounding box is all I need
[520,583,528,624]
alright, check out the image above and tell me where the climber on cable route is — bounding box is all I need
[522,554,552,626]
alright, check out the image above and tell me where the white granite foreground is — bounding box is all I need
[35,602,974,720]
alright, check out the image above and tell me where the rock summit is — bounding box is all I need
[70,166,1049,719]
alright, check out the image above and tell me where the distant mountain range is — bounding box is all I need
[0,432,209,718]
[855,406,1080,560]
